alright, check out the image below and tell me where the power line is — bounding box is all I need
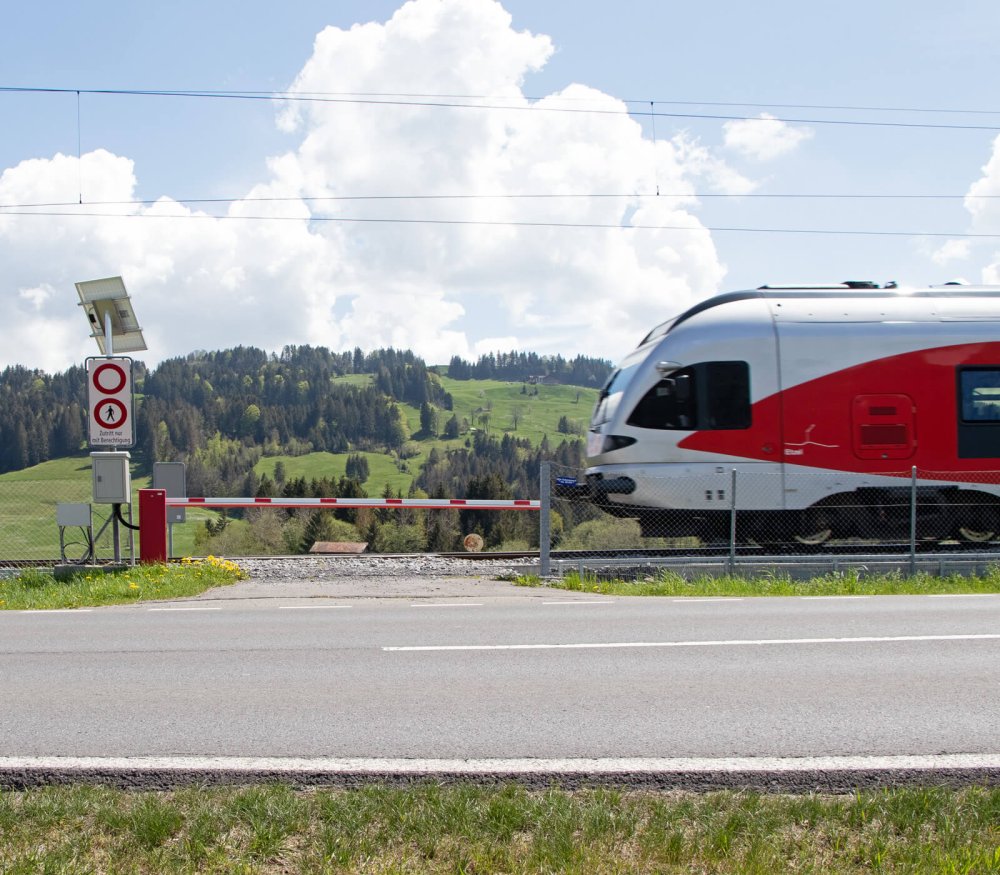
[1,192,998,211]
[2,207,997,238]
[6,86,1000,117]
[3,86,1000,132]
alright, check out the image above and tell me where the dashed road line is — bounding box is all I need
[927,593,1000,598]
[16,609,93,614]
[147,607,222,612]
[279,605,352,610]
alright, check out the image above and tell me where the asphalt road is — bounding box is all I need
[1,580,998,788]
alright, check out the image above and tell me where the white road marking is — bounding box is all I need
[384,633,1000,652]
[410,603,483,608]
[671,598,743,603]
[1,753,998,775]
[148,607,222,612]
[800,596,872,600]
[927,593,999,598]
[541,600,615,605]
[16,609,92,614]
[279,605,352,610]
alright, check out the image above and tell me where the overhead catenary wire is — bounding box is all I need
[4,85,1000,132]
[2,207,999,239]
[2,85,994,240]
[2,192,999,212]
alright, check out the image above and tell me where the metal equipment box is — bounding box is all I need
[91,451,131,504]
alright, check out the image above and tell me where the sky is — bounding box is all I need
[3,0,1000,373]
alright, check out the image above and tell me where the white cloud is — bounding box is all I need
[959,134,1000,283]
[723,113,813,162]
[966,134,1000,231]
[0,0,749,372]
[931,239,971,265]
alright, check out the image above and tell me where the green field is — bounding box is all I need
[259,376,597,498]
[436,375,595,446]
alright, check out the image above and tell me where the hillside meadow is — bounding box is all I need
[258,375,597,495]
[0,378,597,561]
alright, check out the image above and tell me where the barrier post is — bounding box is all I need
[909,466,917,576]
[139,488,168,563]
[539,461,551,579]
[728,469,737,574]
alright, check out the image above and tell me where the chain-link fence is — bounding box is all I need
[6,460,1000,574]
[0,475,136,568]
[543,461,1000,577]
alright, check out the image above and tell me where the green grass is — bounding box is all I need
[438,375,596,446]
[254,450,419,496]
[0,558,246,610]
[251,378,595,501]
[0,784,995,873]
[523,566,1000,596]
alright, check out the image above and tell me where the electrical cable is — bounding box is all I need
[2,86,1000,131]
[114,503,140,531]
[0,207,997,238]
[2,192,998,212]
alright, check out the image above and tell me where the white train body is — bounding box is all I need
[584,282,1000,542]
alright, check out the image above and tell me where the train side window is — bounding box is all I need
[702,361,751,429]
[627,361,750,430]
[959,369,1000,421]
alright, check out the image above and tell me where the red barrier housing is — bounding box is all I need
[139,488,167,563]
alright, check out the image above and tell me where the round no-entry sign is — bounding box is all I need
[92,362,127,394]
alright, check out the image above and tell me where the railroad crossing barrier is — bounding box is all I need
[136,490,541,563]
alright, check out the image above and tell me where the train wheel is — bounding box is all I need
[955,499,998,544]
[793,508,833,546]
[957,520,996,543]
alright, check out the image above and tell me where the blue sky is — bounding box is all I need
[3,0,1000,371]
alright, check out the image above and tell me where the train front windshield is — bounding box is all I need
[591,363,640,427]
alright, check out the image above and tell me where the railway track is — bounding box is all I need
[6,540,1000,571]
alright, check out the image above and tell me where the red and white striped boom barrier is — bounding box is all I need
[165,497,540,510]
[138,489,539,564]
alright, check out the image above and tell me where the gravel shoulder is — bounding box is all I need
[188,555,557,601]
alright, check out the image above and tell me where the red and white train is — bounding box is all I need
[583,281,1000,544]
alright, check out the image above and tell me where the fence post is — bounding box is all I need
[909,466,917,576]
[729,468,737,575]
[539,461,551,579]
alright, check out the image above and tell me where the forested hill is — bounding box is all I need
[0,345,610,476]
[443,351,610,386]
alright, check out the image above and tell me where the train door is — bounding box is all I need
[851,394,916,460]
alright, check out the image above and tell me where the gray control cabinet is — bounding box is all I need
[91,451,131,504]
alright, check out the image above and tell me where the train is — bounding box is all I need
[579,281,1000,544]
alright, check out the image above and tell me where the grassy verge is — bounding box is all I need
[518,567,1000,597]
[0,558,246,610]
[0,784,996,873]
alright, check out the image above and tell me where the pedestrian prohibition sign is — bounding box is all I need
[87,356,134,448]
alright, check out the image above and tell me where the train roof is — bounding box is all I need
[640,281,1000,346]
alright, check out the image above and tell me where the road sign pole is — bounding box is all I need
[104,310,114,357]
